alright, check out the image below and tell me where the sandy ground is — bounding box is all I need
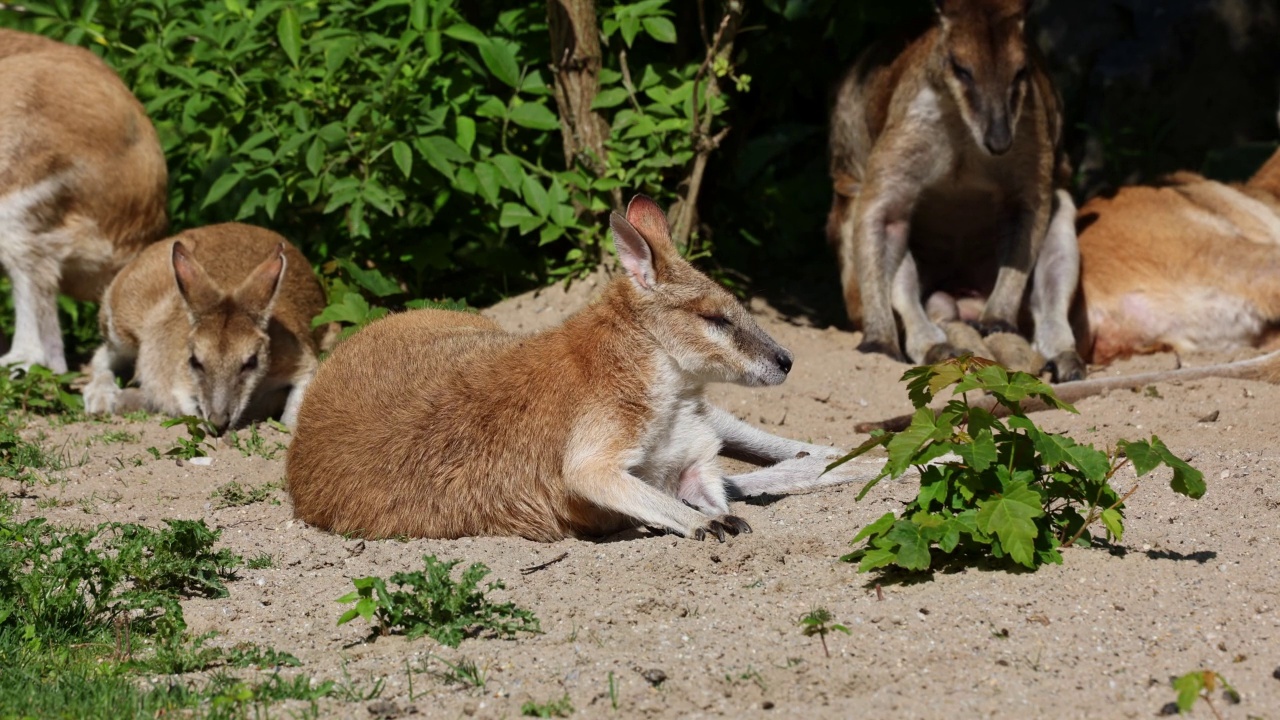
[7,273,1280,719]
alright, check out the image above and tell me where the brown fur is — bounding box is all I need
[287,197,803,541]
[83,223,327,433]
[0,29,167,371]
[826,0,1082,380]
[1076,145,1280,364]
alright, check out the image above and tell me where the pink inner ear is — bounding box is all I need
[625,195,672,245]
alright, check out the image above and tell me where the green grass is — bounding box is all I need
[522,693,574,717]
[210,480,282,509]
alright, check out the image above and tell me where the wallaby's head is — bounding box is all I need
[933,0,1032,156]
[610,195,793,387]
[171,240,286,435]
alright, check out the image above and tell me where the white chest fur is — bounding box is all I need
[628,355,721,495]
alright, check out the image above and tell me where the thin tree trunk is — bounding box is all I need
[548,0,621,218]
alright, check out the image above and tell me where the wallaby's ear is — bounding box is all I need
[610,212,656,290]
[625,195,677,259]
[234,242,287,323]
[172,241,220,312]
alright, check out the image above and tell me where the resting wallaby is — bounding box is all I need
[827,0,1083,381]
[0,29,168,373]
[287,196,863,542]
[82,223,327,434]
[1076,142,1280,363]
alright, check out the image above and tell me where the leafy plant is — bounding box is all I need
[226,643,301,670]
[836,356,1206,573]
[210,480,281,509]
[226,425,287,460]
[0,363,82,417]
[336,555,540,646]
[157,416,218,460]
[1171,670,1240,718]
[246,553,275,570]
[798,607,849,658]
[522,692,574,718]
[426,654,488,690]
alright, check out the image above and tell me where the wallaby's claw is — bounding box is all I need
[856,338,907,363]
[922,342,962,364]
[1047,350,1087,383]
[693,515,751,543]
[967,319,1019,337]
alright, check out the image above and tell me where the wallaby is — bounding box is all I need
[82,223,328,434]
[286,196,867,542]
[1076,142,1280,363]
[0,29,168,373]
[827,0,1083,381]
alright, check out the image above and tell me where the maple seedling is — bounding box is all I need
[833,355,1206,573]
[799,607,850,658]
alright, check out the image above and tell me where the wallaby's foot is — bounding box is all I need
[82,379,121,415]
[968,318,1020,337]
[857,337,907,363]
[1046,350,1086,383]
[692,515,751,543]
[922,342,962,364]
[984,332,1047,376]
[0,350,46,375]
[115,388,151,414]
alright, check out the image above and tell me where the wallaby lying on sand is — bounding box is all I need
[287,196,864,542]
[82,223,328,434]
[0,29,168,373]
[827,0,1083,380]
[1076,142,1280,364]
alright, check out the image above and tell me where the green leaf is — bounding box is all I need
[277,6,303,68]
[975,480,1044,568]
[642,16,677,43]
[886,408,948,478]
[1119,437,1205,499]
[442,23,487,45]
[455,116,476,154]
[886,520,932,571]
[856,547,896,573]
[491,154,525,190]
[508,102,560,131]
[391,141,413,179]
[851,512,895,544]
[478,38,519,88]
[591,87,631,110]
[521,175,550,217]
[203,171,242,208]
[473,162,501,206]
[337,259,401,298]
[1100,508,1123,541]
[957,428,997,472]
[1172,672,1206,713]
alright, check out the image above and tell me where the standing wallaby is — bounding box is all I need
[287,196,864,542]
[0,29,168,373]
[827,0,1083,381]
[82,223,328,434]
[1076,142,1280,363]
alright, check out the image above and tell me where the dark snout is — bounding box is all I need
[207,411,230,437]
[776,350,793,375]
[983,115,1014,155]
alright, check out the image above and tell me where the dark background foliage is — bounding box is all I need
[2,0,1277,341]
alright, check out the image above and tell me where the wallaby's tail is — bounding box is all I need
[855,349,1280,433]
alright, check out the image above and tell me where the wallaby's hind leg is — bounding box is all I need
[0,246,65,373]
[280,359,318,428]
[1031,189,1085,381]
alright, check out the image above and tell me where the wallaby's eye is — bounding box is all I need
[241,356,259,373]
[188,356,203,372]
[949,56,973,83]
[699,313,732,329]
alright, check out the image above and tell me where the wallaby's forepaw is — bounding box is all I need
[692,515,751,543]
[856,338,907,363]
[82,381,120,416]
[1047,350,1086,383]
[984,332,1046,376]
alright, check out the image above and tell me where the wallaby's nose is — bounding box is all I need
[984,118,1013,155]
[208,412,230,436]
[776,351,793,375]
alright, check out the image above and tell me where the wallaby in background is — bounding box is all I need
[287,196,864,542]
[827,0,1083,381]
[0,29,168,373]
[82,223,328,434]
[1075,140,1280,363]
